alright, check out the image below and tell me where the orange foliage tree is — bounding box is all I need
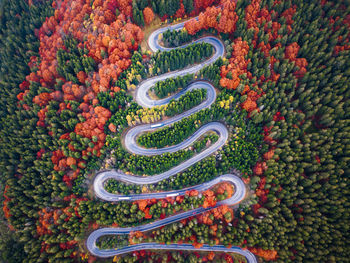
[216,182,234,198]
[249,247,278,261]
[143,7,154,25]
[220,38,250,91]
[202,189,217,208]
[185,0,238,35]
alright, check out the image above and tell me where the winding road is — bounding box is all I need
[87,19,257,263]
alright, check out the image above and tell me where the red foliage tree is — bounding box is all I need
[194,0,217,12]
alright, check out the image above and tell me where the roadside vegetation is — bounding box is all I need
[150,73,194,99]
[112,251,247,263]
[105,133,218,182]
[152,42,213,75]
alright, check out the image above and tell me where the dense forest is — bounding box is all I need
[0,0,349,263]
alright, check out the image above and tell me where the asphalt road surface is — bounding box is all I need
[87,18,257,263]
